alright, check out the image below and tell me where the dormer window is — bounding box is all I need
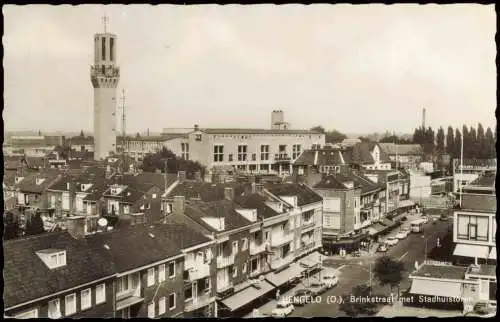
[36,178,46,185]
[111,188,118,195]
[15,176,24,184]
[36,249,67,269]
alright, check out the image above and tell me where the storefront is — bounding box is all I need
[218,280,275,317]
[321,232,369,255]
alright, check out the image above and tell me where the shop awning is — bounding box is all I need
[409,279,463,299]
[381,218,397,228]
[116,296,144,311]
[265,263,304,287]
[220,280,275,311]
[453,244,490,259]
[367,223,387,236]
[298,251,322,269]
[489,247,496,260]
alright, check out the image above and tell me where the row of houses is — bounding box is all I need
[4,174,324,318]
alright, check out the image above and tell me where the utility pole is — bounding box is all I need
[459,130,464,208]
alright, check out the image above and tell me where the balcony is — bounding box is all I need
[295,242,316,258]
[184,263,211,282]
[216,255,235,268]
[270,232,294,247]
[270,255,293,270]
[185,292,213,312]
[274,154,292,162]
[249,241,267,256]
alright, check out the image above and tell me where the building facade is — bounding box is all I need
[452,158,496,193]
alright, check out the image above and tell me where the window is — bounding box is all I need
[96,283,106,304]
[238,145,248,161]
[147,268,155,286]
[251,258,259,272]
[202,277,211,292]
[159,264,166,282]
[168,262,176,278]
[110,37,114,61]
[252,153,256,161]
[65,293,76,316]
[457,214,489,241]
[124,205,130,215]
[195,134,202,141]
[48,299,61,319]
[15,308,38,319]
[117,275,129,293]
[241,238,248,251]
[243,262,248,273]
[81,289,91,311]
[228,154,233,162]
[158,297,166,315]
[101,37,106,60]
[232,241,239,255]
[231,265,238,277]
[260,145,270,160]
[181,143,189,160]
[280,223,286,231]
[213,145,224,162]
[169,293,176,310]
[264,231,270,241]
[148,302,155,318]
[292,144,301,159]
[184,284,193,300]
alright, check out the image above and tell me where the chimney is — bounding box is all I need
[178,171,186,183]
[66,216,86,239]
[173,196,185,215]
[224,187,234,201]
[195,171,202,182]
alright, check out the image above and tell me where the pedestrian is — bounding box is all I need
[276,289,280,300]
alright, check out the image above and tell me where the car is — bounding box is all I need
[385,236,399,246]
[290,289,314,306]
[271,299,294,317]
[309,282,328,295]
[377,244,388,252]
[421,216,429,224]
[440,213,448,221]
[395,230,410,240]
[322,273,339,288]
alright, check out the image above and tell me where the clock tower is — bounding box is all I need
[90,16,120,160]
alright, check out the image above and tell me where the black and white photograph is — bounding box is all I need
[2,3,496,319]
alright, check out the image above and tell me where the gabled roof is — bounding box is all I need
[48,166,106,192]
[104,175,156,204]
[184,200,254,232]
[199,128,324,135]
[166,181,249,202]
[265,182,323,206]
[467,172,496,189]
[85,223,210,273]
[68,136,93,146]
[313,174,361,190]
[351,173,381,194]
[293,149,344,166]
[3,232,116,309]
[15,169,61,193]
[234,193,281,219]
[378,143,424,156]
[131,172,178,190]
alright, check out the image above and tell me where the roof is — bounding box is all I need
[411,264,467,280]
[15,169,62,193]
[166,181,249,202]
[466,264,496,277]
[313,174,361,190]
[185,199,254,232]
[118,134,188,143]
[466,172,496,189]
[293,149,344,166]
[132,172,178,190]
[85,222,210,272]
[346,141,391,164]
[378,143,424,156]
[234,193,281,219]
[351,173,381,194]
[265,182,323,206]
[48,166,106,192]
[199,128,324,135]
[104,175,157,204]
[3,232,116,309]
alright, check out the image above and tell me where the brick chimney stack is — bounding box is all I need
[66,216,86,239]
[173,196,185,215]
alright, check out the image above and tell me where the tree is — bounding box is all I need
[462,125,470,158]
[469,126,478,159]
[373,255,406,297]
[310,126,326,134]
[477,123,486,158]
[340,284,378,317]
[485,127,495,158]
[453,128,462,159]
[25,212,45,236]
[326,130,347,143]
[3,212,21,240]
[141,147,205,177]
[80,129,85,137]
[54,145,71,159]
[436,127,445,154]
[445,126,454,155]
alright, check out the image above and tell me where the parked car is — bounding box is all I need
[421,216,429,224]
[385,236,399,246]
[377,244,388,252]
[271,299,294,317]
[309,282,328,295]
[290,289,314,306]
[323,273,339,288]
[395,230,410,240]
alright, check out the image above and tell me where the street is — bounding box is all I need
[289,215,453,317]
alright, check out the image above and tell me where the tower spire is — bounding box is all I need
[102,14,109,34]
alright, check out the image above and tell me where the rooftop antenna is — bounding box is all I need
[102,14,109,34]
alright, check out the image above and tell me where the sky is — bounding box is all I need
[3,4,497,135]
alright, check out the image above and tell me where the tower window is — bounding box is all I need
[102,37,106,61]
[110,38,114,62]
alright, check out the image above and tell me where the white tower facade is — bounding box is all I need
[90,20,119,160]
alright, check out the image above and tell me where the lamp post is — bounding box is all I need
[459,130,464,208]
